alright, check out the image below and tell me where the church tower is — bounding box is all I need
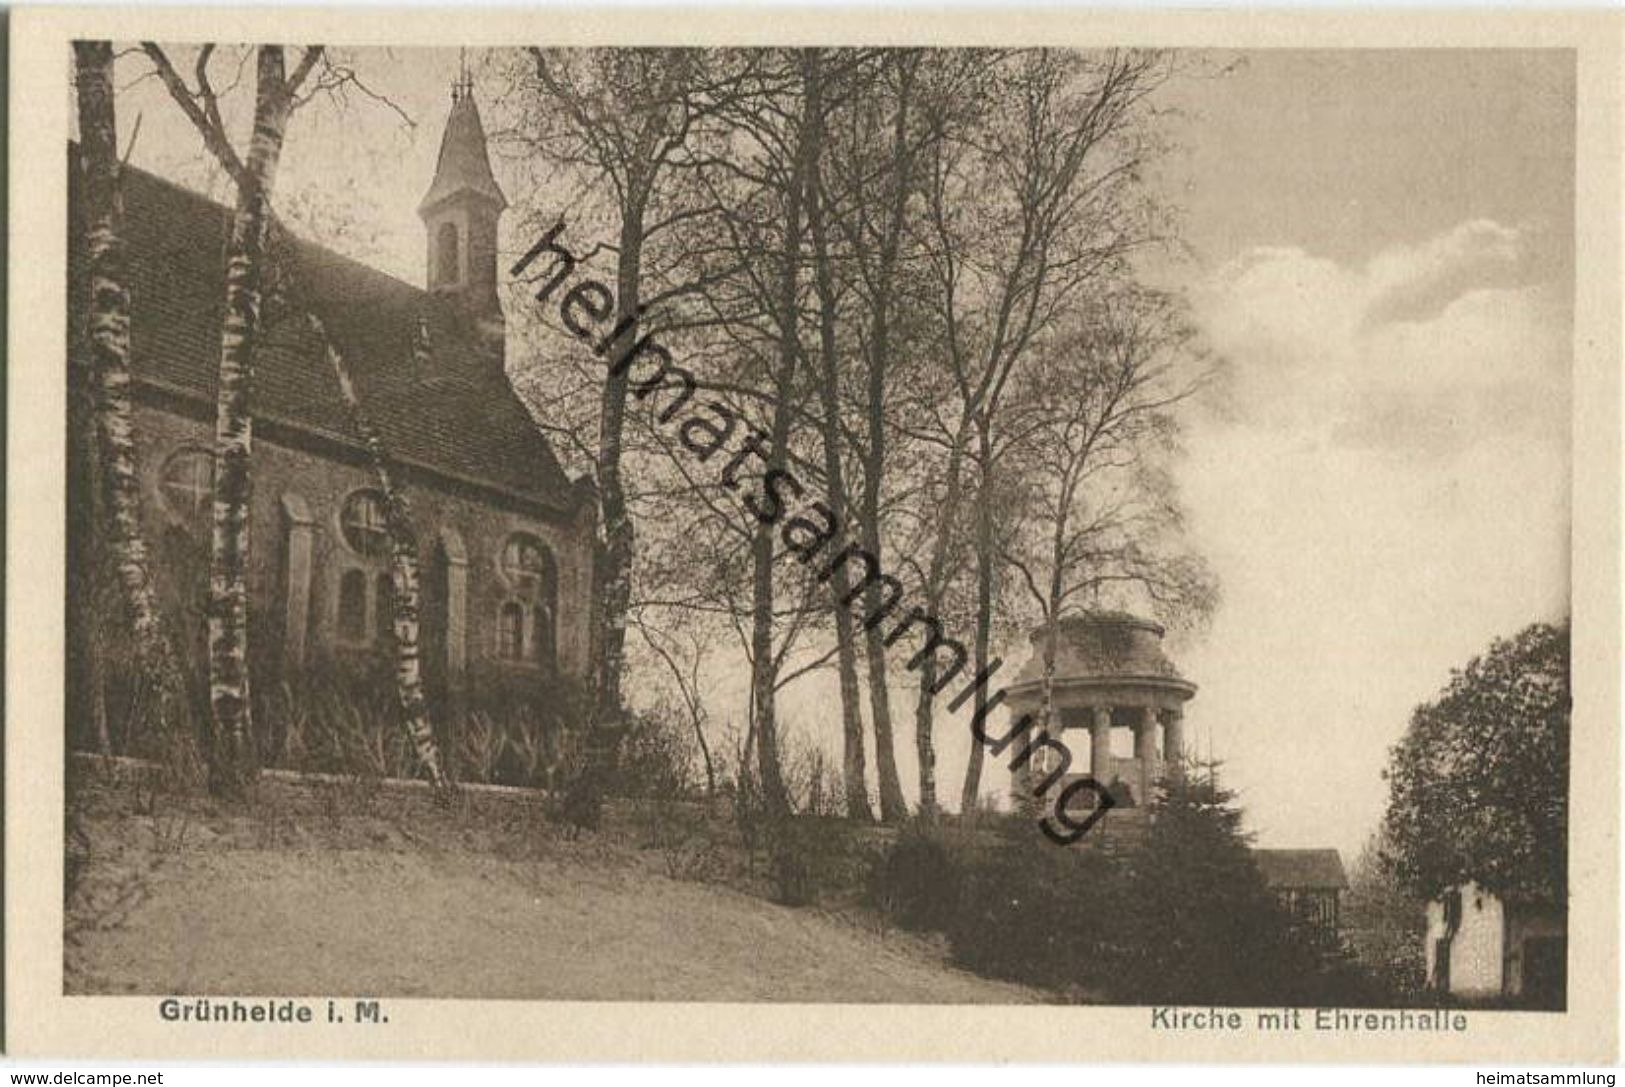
[418,64,507,359]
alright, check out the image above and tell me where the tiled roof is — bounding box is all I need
[74,154,575,515]
[1253,849,1349,891]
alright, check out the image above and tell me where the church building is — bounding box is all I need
[68,83,598,749]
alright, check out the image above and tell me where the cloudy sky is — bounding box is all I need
[1156,51,1572,857]
[106,47,1574,861]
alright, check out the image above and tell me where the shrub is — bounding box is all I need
[254,659,411,782]
[458,710,509,785]
[1292,929,1397,1007]
[867,825,965,933]
[782,741,843,818]
[935,767,1388,1006]
[450,672,587,788]
[624,795,727,881]
[1342,833,1428,1002]
[553,746,605,837]
[75,558,210,788]
[499,710,554,788]
[610,709,695,800]
[945,837,1128,993]
[247,661,592,791]
[559,778,603,836]
[766,815,865,907]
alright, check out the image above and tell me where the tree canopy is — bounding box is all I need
[1381,620,1570,905]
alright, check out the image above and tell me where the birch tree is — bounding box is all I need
[308,315,451,793]
[805,118,873,821]
[819,51,929,822]
[720,51,822,818]
[915,49,1174,812]
[1003,287,1216,767]
[143,42,323,791]
[72,40,196,773]
[820,49,999,818]
[633,49,839,819]
[507,48,752,735]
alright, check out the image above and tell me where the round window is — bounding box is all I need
[158,448,214,530]
[340,490,390,558]
[500,534,553,589]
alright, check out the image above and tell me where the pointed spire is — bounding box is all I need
[419,66,507,359]
[419,66,505,217]
[452,47,473,103]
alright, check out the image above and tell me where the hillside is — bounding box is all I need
[65,769,1037,1004]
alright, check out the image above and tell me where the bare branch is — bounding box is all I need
[140,42,247,186]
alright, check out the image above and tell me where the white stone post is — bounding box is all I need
[1090,706,1113,785]
[1162,708,1185,780]
[1135,708,1158,803]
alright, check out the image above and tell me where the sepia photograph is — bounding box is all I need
[7,4,1619,1065]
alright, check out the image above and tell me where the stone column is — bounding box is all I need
[1090,706,1113,783]
[280,494,315,667]
[1134,708,1158,803]
[1009,698,1037,807]
[1161,708,1186,780]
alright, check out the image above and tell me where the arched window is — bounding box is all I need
[532,601,555,668]
[159,447,213,531]
[340,490,390,558]
[500,533,558,666]
[436,221,460,286]
[375,571,395,646]
[498,601,525,661]
[338,569,367,642]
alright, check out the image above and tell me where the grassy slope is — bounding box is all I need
[64,779,1036,1004]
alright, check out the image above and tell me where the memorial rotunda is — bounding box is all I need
[1004,611,1196,814]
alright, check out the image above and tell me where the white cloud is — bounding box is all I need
[1194,223,1568,456]
[1364,218,1526,325]
[1175,220,1570,859]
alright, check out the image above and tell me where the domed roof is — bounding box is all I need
[1007,610,1195,700]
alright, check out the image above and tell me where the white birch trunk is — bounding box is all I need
[74,40,193,770]
[206,47,296,789]
[310,316,450,793]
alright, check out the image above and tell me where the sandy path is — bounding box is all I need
[67,841,1036,1004]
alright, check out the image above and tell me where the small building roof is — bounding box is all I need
[1254,849,1349,892]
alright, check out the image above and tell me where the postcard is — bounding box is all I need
[7,5,1619,1062]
